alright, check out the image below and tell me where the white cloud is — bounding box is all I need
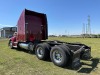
[0,24,13,28]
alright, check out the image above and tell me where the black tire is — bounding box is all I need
[9,41,13,49]
[58,44,70,55]
[50,45,69,67]
[35,43,51,60]
[17,42,21,50]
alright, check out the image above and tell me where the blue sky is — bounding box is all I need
[0,0,100,35]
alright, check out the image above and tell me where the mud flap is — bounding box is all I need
[71,51,81,69]
[70,46,85,69]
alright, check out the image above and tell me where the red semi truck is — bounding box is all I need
[9,9,91,68]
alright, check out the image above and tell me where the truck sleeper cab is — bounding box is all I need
[9,9,91,69]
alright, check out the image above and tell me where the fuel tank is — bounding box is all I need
[19,43,28,50]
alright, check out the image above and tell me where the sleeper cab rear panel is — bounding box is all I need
[17,9,48,42]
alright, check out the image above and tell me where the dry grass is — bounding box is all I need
[0,38,100,75]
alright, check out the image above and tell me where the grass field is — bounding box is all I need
[0,37,100,75]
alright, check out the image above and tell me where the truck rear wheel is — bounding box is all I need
[35,43,50,60]
[50,45,69,67]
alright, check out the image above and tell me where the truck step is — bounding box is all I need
[13,46,17,48]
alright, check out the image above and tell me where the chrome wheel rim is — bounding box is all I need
[10,42,12,48]
[37,47,44,58]
[53,50,62,63]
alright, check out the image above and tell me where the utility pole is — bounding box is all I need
[86,24,88,35]
[87,15,91,35]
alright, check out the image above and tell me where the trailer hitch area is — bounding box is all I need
[71,46,85,69]
[81,48,91,60]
